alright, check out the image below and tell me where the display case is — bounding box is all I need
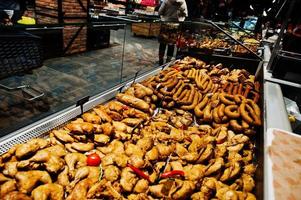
[176,20,262,60]
[0,57,264,199]
[0,20,269,199]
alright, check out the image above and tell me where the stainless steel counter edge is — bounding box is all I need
[263,81,292,200]
[264,81,292,132]
[0,67,162,154]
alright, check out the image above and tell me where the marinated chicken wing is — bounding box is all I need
[52,130,74,143]
[149,184,165,198]
[66,122,94,134]
[129,154,145,168]
[70,142,94,152]
[93,106,112,123]
[66,178,97,200]
[86,180,107,199]
[120,167,138,192]
[100,181,124,199]
[68,166,100,191]
[94,134,110,144]
[67,165,88,191]
[101,153,115,166]
[115,131,131,140]
[122,118,143,127]
[0,173,10,182]
[243,164,257,176]
[15,170,52,193]
[197,144,214,163]
[128,193,151,200]
[31,183,64,200]
[205,158,224,176]
[133,179,149,193]
[100,123,114,136]
[57,166,70,188]
[65,144,78,153]
[105,100,125,113]
[116,93,150,113]
[82,113,101,124]
[123,107,150,120]
[64,153,87,173]
[172,180,195,199]
[113,121,133,133]
[145,147,159,161]
[236,191,256,200]
[103,165,120,182]
[18,150,65,174]
[2,191,32,200]
[156,143,175,158]
[15,139,50,159]
[1,146,18,162]
[220,162,241,182]
[184,164,205,181]
[240,174,255,192]
[68,134,86,143]
[136,137,153,152]
[3,162,18,178]
[191,178,217,200]
[0,179,16,197]
[125,144,143,157]
[43,145,67,157]
[114,153,129,168]
[106,110,124,121]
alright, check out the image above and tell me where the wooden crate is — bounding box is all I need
[132,23,160,37]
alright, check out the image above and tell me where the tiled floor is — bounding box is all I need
[0,25,161,136]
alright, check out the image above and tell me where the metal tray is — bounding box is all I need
[0,57,264,199]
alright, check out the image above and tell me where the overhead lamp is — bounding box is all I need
[272,0,276,3]
[267,8,272,12]
[250,5,254,10]
[263,10,267,16]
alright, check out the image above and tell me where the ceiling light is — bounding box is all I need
[250,5,254,10]
[267,8,271,12]
[263,10,267,16]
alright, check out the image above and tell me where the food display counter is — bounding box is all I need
[177,21,262,60]
[0,53,264,199]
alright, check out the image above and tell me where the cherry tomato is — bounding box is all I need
[87,153,101,166]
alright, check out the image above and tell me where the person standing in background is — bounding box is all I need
[158,0,188,65]
[158,0,187,22]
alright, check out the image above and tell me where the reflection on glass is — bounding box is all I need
[0,23,126,136]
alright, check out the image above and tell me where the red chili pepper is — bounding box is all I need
[160,170,185,179]
[127,164,150,182]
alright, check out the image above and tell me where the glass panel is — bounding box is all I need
[0,23,126,136]
[177,20,261,59]
[121,22,161,82]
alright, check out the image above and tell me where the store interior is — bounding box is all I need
[0,0,301,199]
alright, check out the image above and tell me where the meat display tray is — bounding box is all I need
[0,56,265,199]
